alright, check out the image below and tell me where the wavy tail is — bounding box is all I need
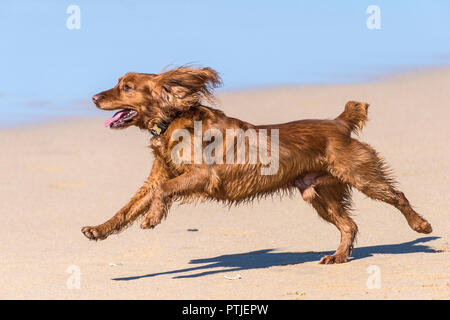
[336,101,370,134]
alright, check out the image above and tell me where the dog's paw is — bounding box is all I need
[411,220,432,234]
[319,254,348,264]
[81,226,108,241]
[140,216,161,229]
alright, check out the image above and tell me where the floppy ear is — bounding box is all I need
[155,66,222,111]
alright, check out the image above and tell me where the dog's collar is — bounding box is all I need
[150,107,201,136]
[150,121,169,136]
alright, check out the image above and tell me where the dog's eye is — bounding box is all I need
[122,84,132,91]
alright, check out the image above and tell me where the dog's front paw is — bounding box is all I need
[81,226,108,241]
[410,219,432,234]
[140,215,161,229]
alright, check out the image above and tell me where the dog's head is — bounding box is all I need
[93,66,221,130]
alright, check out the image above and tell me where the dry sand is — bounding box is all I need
[0,68,449,299]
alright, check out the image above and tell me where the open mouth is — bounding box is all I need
[104,109,138,128]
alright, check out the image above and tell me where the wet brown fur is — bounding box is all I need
[82,66,432,264]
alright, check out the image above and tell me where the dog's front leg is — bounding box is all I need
[81,159,170,240]
[140,168,212,229]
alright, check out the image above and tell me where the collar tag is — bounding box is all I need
[151,124,162,136]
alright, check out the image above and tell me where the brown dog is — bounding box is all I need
[82,66,432,264]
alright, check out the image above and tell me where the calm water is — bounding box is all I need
[1,1,449,127]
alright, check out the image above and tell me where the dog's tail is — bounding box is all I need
[336,101,369,134]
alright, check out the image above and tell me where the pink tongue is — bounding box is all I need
[104,111,126,127]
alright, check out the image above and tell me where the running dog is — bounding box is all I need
[82,66,432,264]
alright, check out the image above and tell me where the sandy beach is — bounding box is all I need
[0,68,449,299]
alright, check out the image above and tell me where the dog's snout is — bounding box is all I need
[92,94,103,103]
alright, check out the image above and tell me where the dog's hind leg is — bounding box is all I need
[327,139,432,234]
[297,179,357,264]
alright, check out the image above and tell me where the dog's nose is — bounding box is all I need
[92,94,103,103]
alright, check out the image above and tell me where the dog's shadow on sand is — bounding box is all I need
[112,236,439,281]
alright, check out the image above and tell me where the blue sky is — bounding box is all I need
[0,1,449,125]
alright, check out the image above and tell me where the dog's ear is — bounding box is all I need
[155,66,222,111]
